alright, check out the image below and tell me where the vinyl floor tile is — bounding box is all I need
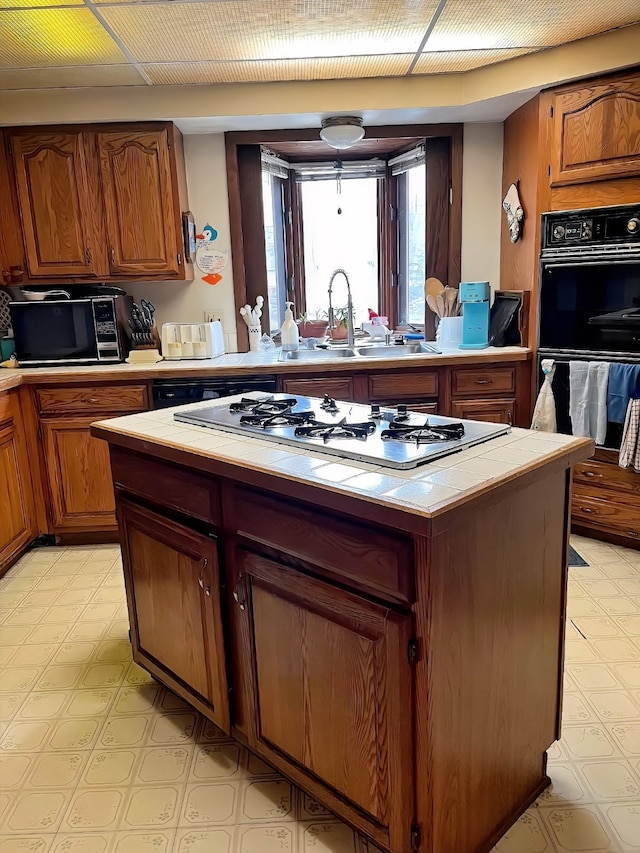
[1,538,640,853]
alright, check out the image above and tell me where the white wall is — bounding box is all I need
[460,122,504,292]
[122,133,239,352]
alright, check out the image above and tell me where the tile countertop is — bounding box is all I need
[0,345,531,391]
[93,397,593,521]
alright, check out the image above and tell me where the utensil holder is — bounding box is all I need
[436,317,463,349]
[248,325,262,352]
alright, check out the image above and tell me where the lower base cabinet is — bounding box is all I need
[118,499,230,731]
[0,391,36,572]
[451,398,514,424]
[234,549,414,851]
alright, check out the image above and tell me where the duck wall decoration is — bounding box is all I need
[195,223,228,285]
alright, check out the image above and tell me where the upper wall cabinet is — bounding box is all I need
[550,72,640,186]
[97,128,182,278]
[10,131,102,278]
[4,122,192,283]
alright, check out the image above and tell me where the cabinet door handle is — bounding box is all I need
[198,577,211,596]
[84,245,92,265]
[233,573,246,610]
[475,378,494,385]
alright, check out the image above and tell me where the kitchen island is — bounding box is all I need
[93,396,592,853]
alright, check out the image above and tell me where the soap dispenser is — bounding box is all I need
[280,301,299,352]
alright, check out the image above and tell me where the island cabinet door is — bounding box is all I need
[118,499,230,733]
[237,549,414,851]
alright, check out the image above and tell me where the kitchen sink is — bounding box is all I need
[279,347,357,361]
[356,343,438,358]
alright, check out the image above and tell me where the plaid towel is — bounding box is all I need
[619,398,640,473]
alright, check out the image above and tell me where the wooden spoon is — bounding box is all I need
[443,287,458,317]
[437,293,446,319]
[425,277,444,300]
[426,294,441,317]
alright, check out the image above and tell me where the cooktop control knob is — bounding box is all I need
[582,221,592,239]
[627,217,640,234]
[553,225,565,240]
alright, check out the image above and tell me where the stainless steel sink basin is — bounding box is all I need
[356,343,438,358]
[279,347,357,361]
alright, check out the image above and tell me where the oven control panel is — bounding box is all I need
[544,204,640,249]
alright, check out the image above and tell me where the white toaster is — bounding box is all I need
[161,321,225,360]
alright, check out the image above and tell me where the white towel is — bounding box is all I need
[619,399,640,473]
[531,359,557,432]
[569,361,610,445]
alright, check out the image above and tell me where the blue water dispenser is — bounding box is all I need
[459,281,490,349]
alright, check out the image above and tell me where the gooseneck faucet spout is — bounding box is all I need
[328,268,355,347]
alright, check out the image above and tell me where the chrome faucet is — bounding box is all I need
[328,268,355,347]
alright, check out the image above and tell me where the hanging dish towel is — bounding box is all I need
[607,363,640,423]
[569,361,610,445]
[531,359,557,432]
[619,374,640,473]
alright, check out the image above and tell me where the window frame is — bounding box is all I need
[226,125,462,351]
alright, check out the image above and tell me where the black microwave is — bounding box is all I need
[9,295,133,366]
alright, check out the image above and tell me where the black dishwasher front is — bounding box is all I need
[152,376,278,410]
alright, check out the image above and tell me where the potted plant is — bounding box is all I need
[297,310,329,339]
[329,307,350,341]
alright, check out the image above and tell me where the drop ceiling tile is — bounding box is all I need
[100,0,441,63]
[0,8,129,68]
[144,54,412,84]
[0,0,81,6]
[425,0,640,51]
[412,47,535,74]
[0,65,147,89]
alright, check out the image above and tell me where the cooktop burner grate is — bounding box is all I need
[229,397,298,415]
[381,419,465,445]
[239,410,317,428]
[294,417,377,443]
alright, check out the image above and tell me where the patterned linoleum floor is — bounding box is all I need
[0,538,639,853]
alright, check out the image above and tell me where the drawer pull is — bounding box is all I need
[580,507,598,515]
[86,398,99,404]
[627,530,639,538]
[583,471,602,478]
[475,379,494,385]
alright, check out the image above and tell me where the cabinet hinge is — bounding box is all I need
[287,207,293,226]
[449,185,453,205]
[408,638,420,664]
[37,424,42,441]
[547,164,551,177]
[550,105,554,117]
[7,140,13,157]
[389,205,397,222]
[410,823,421,850]
[167,137,172,151]
[177,253,182,266]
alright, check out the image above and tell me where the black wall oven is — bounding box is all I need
[539,204,640,358]
[538,204,640,450]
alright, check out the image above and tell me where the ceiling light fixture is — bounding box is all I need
[320,116,365,150]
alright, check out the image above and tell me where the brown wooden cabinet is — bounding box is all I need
[97,127,182,277]
[37,381,150,537]
[281,375,355,401]
[118,499,230,731]
[235,548,413,851]
[551,71,640,186]
[4,122,191,283]
[9,130,104,278]
[451,398,514,424]
[41,416,119,532]
[0,391,36,573]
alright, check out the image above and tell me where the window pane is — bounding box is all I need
[300,178,378,326]
[261,172,286,332]
[398,164,426,326]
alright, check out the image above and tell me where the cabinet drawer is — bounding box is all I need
[451,367,515,396]
[574,460,640,500]
[281,377,354,401]
[451,399,514,425]
[572,490,640,539]
[368,371,437,401]
[379,401,438,415]
[111,448,220,527]
[37,384,149,415]
[230,486,413,603]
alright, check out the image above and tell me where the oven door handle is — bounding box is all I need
[543,259,640,268]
